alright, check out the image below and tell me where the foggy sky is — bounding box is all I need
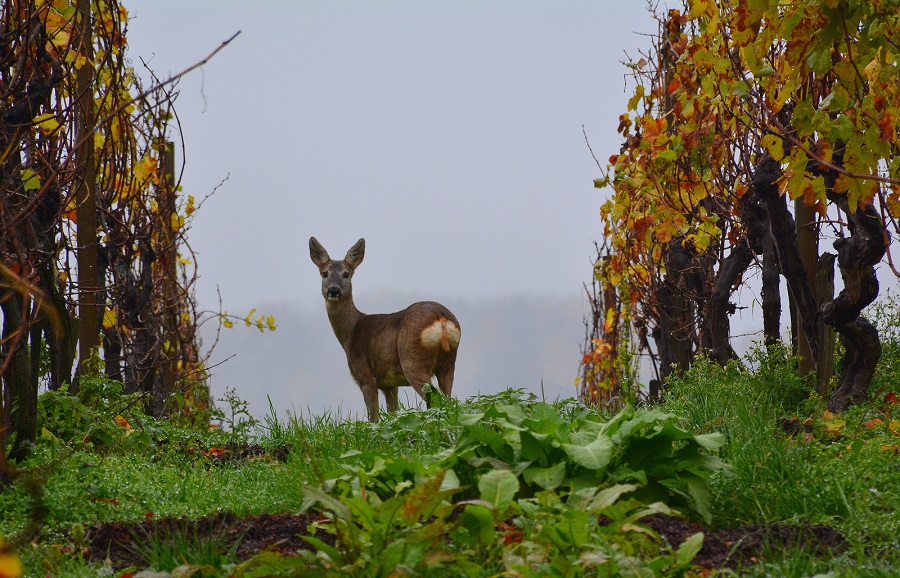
[123,2,661,418]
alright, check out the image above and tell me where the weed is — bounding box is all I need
[126,517,243,572]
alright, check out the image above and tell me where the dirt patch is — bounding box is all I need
[184,442,292,464]
[86,511,845,572]
[640,514,847,570]
[86,512,333,568]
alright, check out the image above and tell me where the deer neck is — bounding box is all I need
[325,297,365,350]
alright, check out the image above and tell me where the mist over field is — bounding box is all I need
[203,293,586,421]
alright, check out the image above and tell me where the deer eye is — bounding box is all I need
[321,271,327,278]
[342,272,350,279]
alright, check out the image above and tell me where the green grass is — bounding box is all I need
[662,342,900,566]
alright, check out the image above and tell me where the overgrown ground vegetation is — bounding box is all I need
[2,301,900,576]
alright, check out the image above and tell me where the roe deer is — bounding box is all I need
[309,237,461,423]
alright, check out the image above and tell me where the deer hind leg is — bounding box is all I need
[406,378,428,403]
[360,383,380,423]
[383,387,400,413]
[400,365,434,407]
[400,351,436,406]
[435,352,456,398]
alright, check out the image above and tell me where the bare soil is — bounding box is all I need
[639,514,847,570]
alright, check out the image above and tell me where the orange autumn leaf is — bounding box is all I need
[113,415,133,434]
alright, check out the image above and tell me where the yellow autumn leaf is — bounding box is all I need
[266,315,277,331]
[256,318,265,332]
[760,134,784,162]
[33,113,60,135]
[170,213,184,231]
[244,309,257,327]
[46,29,70,51]
[627,86,645,112]
[177,256,192,265]
[102,308,116,330]
[223,319,234,329]
[185,195,196,215]
[64,49,87,70]
[134,156,158,183]
[603,308,616,333]
[824,415,846,433]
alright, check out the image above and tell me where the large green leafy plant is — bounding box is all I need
[284,396,723,576]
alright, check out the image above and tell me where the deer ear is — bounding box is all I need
[345,238,365,269]
[309,237,330,268]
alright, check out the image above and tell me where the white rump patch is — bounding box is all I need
[420,318,461,351]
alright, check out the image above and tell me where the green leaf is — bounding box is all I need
[657,149,678,163]
[676,532,705,566]
[301,486,351,520]
[478,469,519,510]
[692,432,726,451]
[829,113,856,143]
[587,483,639,511]
[522,402,565,434]
[562,436,613,470]
[732,80,750,97]
[682,474,713,524]
[485,403,526,424]
[21,168,41,191]
[233,551,309,577]
[807,48,833,74]
[459,504,495,547]
[459,426,515,464]
[458,412,485,426]
[520,430,553,463]
[523,462,566,489]
[301,534,342,563]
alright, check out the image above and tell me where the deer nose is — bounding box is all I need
[326,286,342,300]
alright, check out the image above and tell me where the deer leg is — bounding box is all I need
[401,347,440,400]
[402,372,432,406]
[383,387,399,413]
[435,351,457,397]
[435,365,455,398]
[407,380,428,402]
[360,383,380,423]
